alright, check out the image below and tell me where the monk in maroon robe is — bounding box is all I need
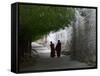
[56,40,61,57]
[50,41,55,57]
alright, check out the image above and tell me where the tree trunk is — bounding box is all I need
[18,39,32,63]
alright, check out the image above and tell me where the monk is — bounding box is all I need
[50,41,55,57]
[56,40,61,57]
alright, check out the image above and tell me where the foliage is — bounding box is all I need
[19,4,75,41]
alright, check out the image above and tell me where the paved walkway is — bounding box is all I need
[20,42,92,72]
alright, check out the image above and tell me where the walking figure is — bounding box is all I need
[50,41,55,57]
[56,40,61,57]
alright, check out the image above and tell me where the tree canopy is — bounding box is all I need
[19,4,75,41]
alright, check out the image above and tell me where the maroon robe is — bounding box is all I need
[50,43,55,57]
[56,42,61,57]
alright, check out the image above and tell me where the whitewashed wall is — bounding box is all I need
[72,8,96,65]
